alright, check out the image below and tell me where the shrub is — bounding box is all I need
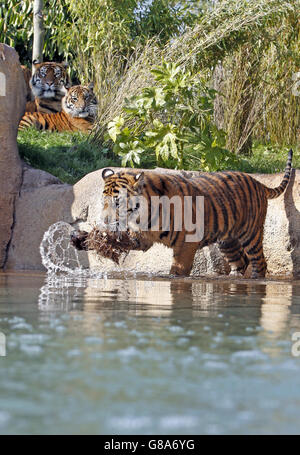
[106,62,237,170]
[0,0,70,65]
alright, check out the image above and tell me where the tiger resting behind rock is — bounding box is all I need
[19,84,98,132]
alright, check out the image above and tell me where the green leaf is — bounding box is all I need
[107,116,125,142]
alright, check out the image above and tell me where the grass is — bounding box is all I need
[17,128,120,184]
[17,129,299,185]
[236,143,300,174]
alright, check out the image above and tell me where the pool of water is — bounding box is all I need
[1,272,300,435]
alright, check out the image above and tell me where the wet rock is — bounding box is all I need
[5,165,73,270]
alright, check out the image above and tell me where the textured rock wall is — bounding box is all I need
[0,44,26,268]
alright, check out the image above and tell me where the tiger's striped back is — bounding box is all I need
[101,150,293,278]
[18,111,94,132]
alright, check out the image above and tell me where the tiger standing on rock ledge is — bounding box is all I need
[71,150,293,278]
[19,84,98,132]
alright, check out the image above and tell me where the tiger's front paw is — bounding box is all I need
[229,270,244,277]
[170,264,191,277]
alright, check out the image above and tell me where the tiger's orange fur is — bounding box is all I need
[97,150,293,277]
[19,84,98,133]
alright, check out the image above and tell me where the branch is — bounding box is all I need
[32,0,45,67]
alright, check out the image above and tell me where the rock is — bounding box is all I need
[0,44,26,268]
[5,163,300,277]
[5,165,74,270]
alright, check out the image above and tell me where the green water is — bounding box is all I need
[1,272,300,435]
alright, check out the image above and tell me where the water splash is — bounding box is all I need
[40,221,88,275]
[39,221,119,279]
[40,221,165,283]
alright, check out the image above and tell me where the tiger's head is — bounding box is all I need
[62,84,98,119]
[30,61,70,99]
[102,169,145,231]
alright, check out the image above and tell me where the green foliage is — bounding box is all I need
[17,128,119,184]
[237,143,300,174]
[107,62,237,170]
[3,0,298,172]
[0,0,70,65]
[17,129,299,185]
[133,0,201,45]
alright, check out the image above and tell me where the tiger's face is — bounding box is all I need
[62,84,98,119]
[30,62,70,99]
[102,169,145,231]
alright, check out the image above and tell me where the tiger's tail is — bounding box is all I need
[265,149,293,199]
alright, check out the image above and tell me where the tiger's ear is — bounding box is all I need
[88,82,94,91]
[32,60,40,74]
[102,169,114,180]
[133,172,145,191]
[62,61,68,69]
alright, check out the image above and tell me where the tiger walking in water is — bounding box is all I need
[72,149,293,278]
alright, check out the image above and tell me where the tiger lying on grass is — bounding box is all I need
[71,150,293,278]
[23,61,71,113]
[19,84,98,132]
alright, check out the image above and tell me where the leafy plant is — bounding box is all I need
[0,0,70,65]
[107,61,237,170]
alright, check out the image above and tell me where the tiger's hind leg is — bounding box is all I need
[218,238,249,277]
[240,231,267,278]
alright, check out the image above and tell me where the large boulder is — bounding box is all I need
[5,164,300,278]
[0,44,26,268]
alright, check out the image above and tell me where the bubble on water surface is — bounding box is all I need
[160,415,199,429]
[176,337,190,346]
[203,360,228,371]
[67,349,82,357]
[20,345,43,356]
[84,336,103,345]
[109,416,151,430]
[18,334,50,344]
[231,350,269,363]
[8,316,25,325]
[118,346,142,359]
[11,322,32,331]
[168,325,184,333]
